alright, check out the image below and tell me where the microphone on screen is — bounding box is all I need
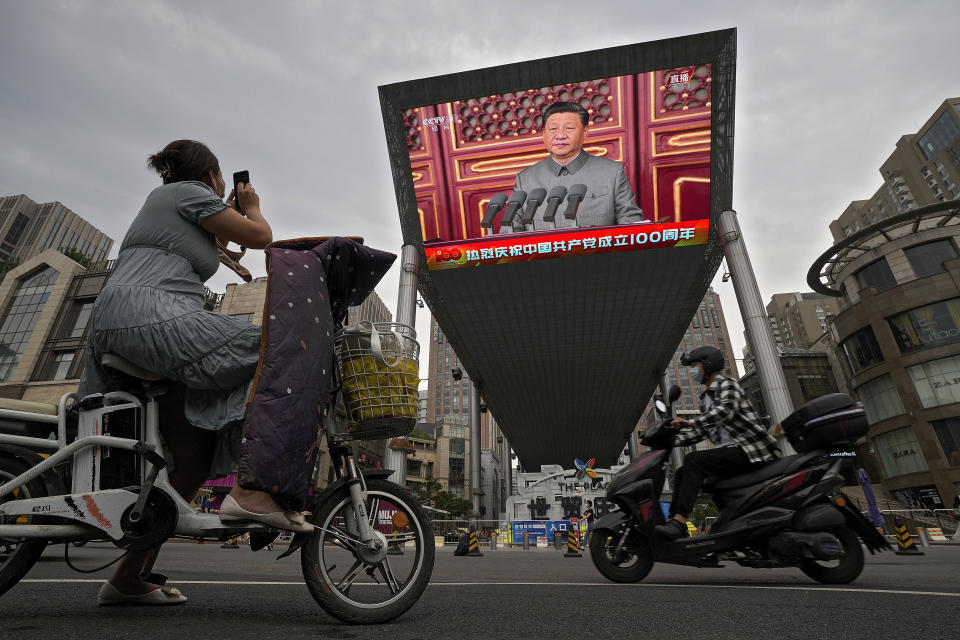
[480,193,509,228]
[521,187,547,225]
[499,190,528,229]
[563,184,588,222]
[541,185,568,224]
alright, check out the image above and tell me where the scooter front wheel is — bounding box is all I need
[589,527,653,583]
[301,479,435,624]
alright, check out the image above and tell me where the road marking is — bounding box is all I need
[20,579,960,597]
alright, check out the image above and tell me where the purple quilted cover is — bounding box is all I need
[238,237,395,509]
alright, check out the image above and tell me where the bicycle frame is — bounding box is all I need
[0,384,376,549]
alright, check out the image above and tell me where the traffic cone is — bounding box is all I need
[387,527,404,555]
[467,529,484,557]
[893,515,924,556]
[564,528,582,558]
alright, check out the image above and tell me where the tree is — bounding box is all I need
[415,476,443,504]
[433,493,473,517]
[59,247,92,269]
[413,476,472,516]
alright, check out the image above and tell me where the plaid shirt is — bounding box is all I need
[673,374,781,463]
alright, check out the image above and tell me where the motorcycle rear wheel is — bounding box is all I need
[0,454,49,597]
[589,527,653,583]
[800,527,864,584]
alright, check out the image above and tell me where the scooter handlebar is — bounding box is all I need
[639,420,676,449]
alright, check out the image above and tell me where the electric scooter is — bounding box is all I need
[590,386,889,584]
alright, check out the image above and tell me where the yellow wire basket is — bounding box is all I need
[334,321,420,439]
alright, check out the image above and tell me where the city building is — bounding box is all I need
[808,97,960,508]
[0,250,222,403]
[0,195,112,272]
[766,292,834,349]
[829,98,960,241]
[740,349,841,422]
[635,287,739,440]
[425,315,511,519]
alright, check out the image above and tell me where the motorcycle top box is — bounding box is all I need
[781,393,869,453]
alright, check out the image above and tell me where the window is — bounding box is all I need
[855,259,897,293]
[51,352,74,380]
[840,326,884,374]
[874,427,929,478]
[69,302,94,338]
[3,213,29,246]
[907,355,960,408]
[917,107,960,160]
[0,267,58,382]
[929,417,960,467]
[888,298,960,353]
[855,374,904,424]
[904,239,957,278]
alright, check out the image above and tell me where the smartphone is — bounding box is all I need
[232,170,249,212]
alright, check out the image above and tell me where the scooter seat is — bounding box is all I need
[101,353,165,381]
[708,453,810,491]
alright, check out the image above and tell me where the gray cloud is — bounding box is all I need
[1,0,958,372]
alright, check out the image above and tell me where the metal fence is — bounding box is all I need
[430,519,502,544]
[876,509,959,536]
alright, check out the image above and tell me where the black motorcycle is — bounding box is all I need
[590,387,889,585]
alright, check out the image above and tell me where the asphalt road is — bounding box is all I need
[2,541,957,640]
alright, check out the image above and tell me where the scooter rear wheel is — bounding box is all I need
[0,454,49,597]
[800,526,864,584]
[589,527,653,583]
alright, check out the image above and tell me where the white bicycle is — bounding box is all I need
[0,352,435,624]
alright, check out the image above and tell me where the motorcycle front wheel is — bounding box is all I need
[589,527,653,583]
[800,526,865,584]
[301,478,435,624]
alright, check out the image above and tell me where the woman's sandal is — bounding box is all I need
[218,495,315,533]
[97,581,188,606]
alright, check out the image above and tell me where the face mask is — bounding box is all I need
[692,371,704,386]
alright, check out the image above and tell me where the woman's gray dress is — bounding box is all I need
[78,181,261,476]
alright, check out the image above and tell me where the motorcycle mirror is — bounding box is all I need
[654,399,668,415]
[668,384,682,404]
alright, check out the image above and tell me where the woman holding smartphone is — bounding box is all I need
[79,139,310,606]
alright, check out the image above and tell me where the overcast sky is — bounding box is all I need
[2,0,958,377]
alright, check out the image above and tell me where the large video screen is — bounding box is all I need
[403,66,712,269]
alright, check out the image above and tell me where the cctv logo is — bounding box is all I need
[434,248,462,263]
[423,115,451,131]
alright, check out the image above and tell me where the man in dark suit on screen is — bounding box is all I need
[512,101,645,231]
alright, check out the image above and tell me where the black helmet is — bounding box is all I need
[680,346,725,375]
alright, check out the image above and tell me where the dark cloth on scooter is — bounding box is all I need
[668,447,763,517]
[237,237,395,511]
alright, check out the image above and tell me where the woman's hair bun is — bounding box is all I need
[147,140,219,185]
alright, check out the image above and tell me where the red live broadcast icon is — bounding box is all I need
[434,248,462,263]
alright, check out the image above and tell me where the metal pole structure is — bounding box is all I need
[627,428,639,459]
[718,210,795,454]
[470,384,483,517]
[385,244,420,485]
[506,442,514,496]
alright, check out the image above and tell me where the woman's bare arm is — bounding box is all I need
[200,182,272,249]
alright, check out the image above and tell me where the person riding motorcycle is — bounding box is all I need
[654,346,781,540]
